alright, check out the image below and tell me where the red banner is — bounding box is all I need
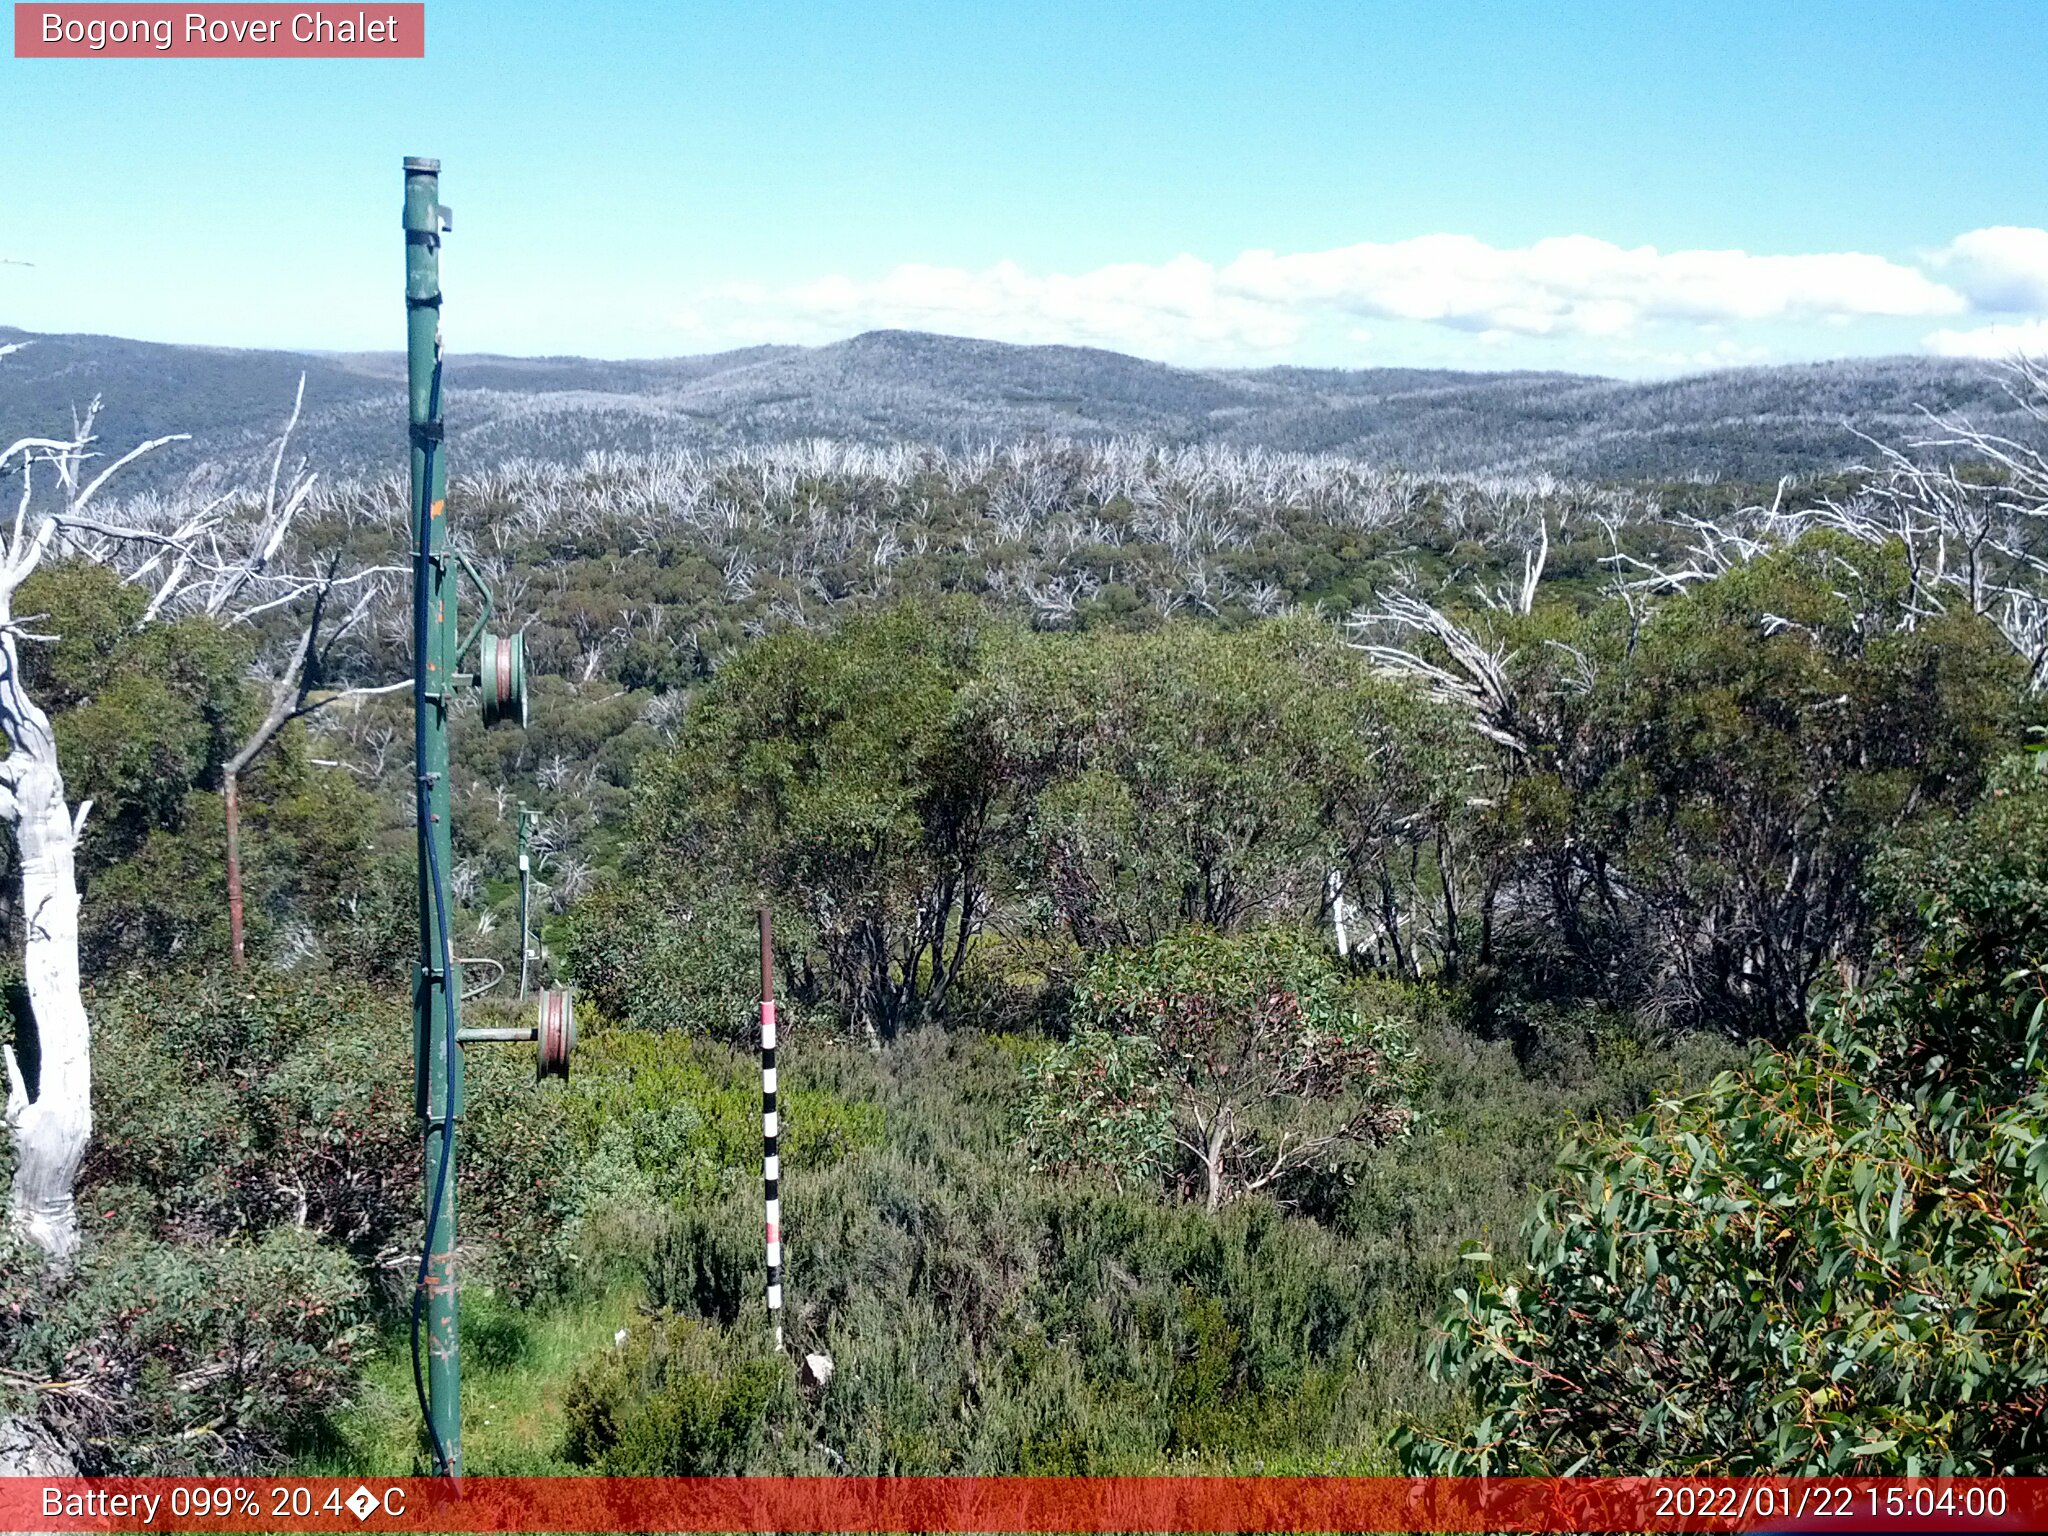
[13,4,424,57]
[0,1477,2039,1533]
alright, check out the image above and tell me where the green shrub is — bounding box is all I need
[565,877,762,1044]
[1018,1027,1172,1192]
[562,1029,882,1216]
[1024,928,1416,1209]
[644,1205,753,1325]
[589,1030,1400,1472]
[562,1316,791,1473]
[781,1140,1387,1472]
[1405,756,2048,1473]
[0,1225,368,1473]
[84,971,578,1303]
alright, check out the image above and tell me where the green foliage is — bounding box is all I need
[639,599,1014,1039]
[784,1165,1384,1472]
[85,970,415,1255]
[1407,755,2048,1473]
[565,876,761,1043]
[0,1225,368,1473]
[562,1316,791,1474]
[21,561,249,843]
[643,1207,753,1325]
[1044,928,1417,1209]
[10,561,248,969]
[235,733,393,965]
[559,1027,883,1223]
[4,560,394,974]
[287,977,1729,1477]
[79,793,234,965]
[1018,1027,1172,1191]
[986,620,1468,952]
[13,461,2032,1480]
[317,854,420,990]
[313,1284,645,1476]
[578,1029,1408,1473]
[86,971,577,1300]
[944,929,1083,1036]
[1489,536,2026,1037]
[459,1001,585,1304]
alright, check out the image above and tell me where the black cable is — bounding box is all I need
[408,383,459,1479]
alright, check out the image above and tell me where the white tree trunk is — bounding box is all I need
[0,626,91,1266]
[0,380,318,1270]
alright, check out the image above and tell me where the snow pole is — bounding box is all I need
[760,907,783,1353]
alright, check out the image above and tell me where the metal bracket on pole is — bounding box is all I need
[453,549,496,666]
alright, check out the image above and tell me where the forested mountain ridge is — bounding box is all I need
[0,323,2028,486]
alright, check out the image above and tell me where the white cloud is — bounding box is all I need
[1930,226,2048,313]
[1220,234,1963,335]
[715,254,1300,360]
[680,229,2048,369]
[1924,317,2048,359]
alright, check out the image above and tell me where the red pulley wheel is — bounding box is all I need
[536,987,574,1080]
[479,632,528,729]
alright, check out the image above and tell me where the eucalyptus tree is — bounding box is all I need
[1406,754,2048,1473]
[1355,522,2023,1037]
[638,598,1013,1043]
[979,618,1477,978]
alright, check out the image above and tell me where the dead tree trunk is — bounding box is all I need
[0,617,91,1265]
[0,371,348,1262]
[217,557,407,969]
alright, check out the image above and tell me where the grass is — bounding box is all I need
[302,1283,643,1475]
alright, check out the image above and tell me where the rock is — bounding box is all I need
[0,1414,76,1476]
[802,1351,835,1388]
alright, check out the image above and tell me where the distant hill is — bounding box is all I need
[0,324,2030,488]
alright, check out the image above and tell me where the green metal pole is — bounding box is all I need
[517,802,531,1000]
[404,154,462,1478]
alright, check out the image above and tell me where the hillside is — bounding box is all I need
[0,324,2028,488]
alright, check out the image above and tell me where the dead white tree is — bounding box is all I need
[1594,361,2048,686]
[220,566,408,966]
[1,375,369,1259]
[206,382,408,967]
[1,397,186,1263]
[1350,591,1527,754]
[1797,361,2048,685]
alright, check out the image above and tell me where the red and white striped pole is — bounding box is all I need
[759,908,783,1353]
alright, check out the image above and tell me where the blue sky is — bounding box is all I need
[5,0,2048,375]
